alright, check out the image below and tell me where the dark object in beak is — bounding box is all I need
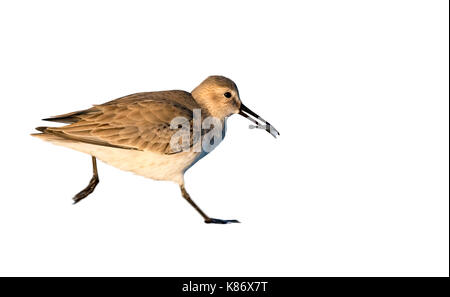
[239,103,280,138]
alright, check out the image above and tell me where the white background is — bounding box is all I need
[0,0,448,276]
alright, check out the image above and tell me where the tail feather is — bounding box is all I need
[42,109,92,123]
[35,126,49,133]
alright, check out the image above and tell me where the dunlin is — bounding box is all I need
[32,76,279,224]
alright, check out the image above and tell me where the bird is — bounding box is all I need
[32,76,279,224]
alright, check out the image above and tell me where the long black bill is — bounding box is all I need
[239,103,280,138]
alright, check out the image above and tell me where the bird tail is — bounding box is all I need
[41,109,90,123]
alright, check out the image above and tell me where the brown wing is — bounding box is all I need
[40,91,200,154]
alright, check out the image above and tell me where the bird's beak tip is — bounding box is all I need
[239,103,279,138]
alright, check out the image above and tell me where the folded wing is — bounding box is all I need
[38,92,199,154]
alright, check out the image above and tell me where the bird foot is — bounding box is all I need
[73,176,99,204]
[205,218,240,224]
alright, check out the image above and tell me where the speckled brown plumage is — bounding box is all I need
[40,91,204,154]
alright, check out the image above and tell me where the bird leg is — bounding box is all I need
[73,156,100,204]
[179,185,239,224]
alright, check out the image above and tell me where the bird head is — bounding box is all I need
[192,75,279,138]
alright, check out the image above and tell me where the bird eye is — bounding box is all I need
[224,92,232,98]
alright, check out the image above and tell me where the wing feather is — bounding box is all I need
[41,91,201,154]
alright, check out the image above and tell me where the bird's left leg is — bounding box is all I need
[73,156,100,204]
[179,184,239,224]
